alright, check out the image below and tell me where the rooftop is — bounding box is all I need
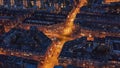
[0,55,38,68]
[23,11,68,25]
[59,36,120,61]
[0,26,52,55]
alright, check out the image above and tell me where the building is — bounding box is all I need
[0,26,52,65]
[0,55,38,68]
[0,0,76,10]
[22,10,68,29]
[74,2,120,38]
[58,36,120,68]
[0,16,17,32]
[87,0,103,5]
[13,0,24,8]
[74,13,120,37]
[106,36,120,54]
[0,7,33,32]
[0,24,4,35]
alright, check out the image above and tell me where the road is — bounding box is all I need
[0,47,43,61]
[39,0,87,68]
[0,0,87,68]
